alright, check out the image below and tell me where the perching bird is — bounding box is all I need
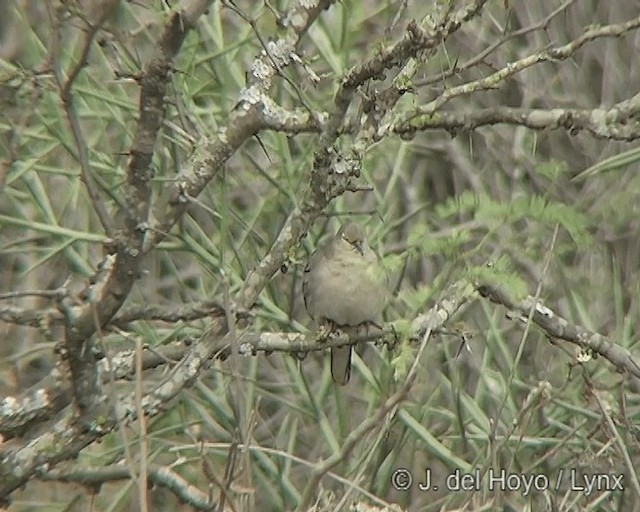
[303,222,387,385]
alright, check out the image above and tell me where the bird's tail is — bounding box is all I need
[331,345,352,385]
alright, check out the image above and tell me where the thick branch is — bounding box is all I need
[478,283,640,380]
[41,464,214,511]
[394,103,640,141]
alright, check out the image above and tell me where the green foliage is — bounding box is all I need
[534,159,569,180]
[436,190,592,247]
[467,256,529,300]
[408,223,471,257]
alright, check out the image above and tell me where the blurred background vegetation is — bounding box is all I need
[1,0,640,511]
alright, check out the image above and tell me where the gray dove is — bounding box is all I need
[303,222,387,384]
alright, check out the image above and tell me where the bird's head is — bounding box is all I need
[338,222,366,255]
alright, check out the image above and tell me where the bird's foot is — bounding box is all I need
[357,320,384,336]
[315,320,337,343]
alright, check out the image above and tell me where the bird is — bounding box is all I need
[302,222,387,384]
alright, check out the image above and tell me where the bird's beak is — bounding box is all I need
[352,240,364,255]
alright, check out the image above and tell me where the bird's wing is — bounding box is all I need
[303,241,333,318]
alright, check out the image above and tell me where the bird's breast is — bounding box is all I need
[309,255,385,326]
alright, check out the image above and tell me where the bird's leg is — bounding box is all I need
[357,320,389,350]
[358,320,384,337]
[316,318,337,342]
[367,320,384,331]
